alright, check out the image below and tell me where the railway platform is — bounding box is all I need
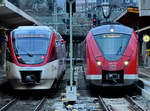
[0,69,6,85]
[138,66,150,81]
[138,66,150,100]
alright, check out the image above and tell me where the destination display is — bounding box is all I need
[17,34,45,38]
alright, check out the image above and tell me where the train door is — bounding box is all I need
[61,40,66,72]
[55,33,63,78]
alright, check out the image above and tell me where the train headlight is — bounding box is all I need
[124,61,129,66]
[97,61,102,66]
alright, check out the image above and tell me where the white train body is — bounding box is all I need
[7,26,66,90]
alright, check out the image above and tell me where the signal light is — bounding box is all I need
[93,18,96,22]
[67,24,70,29]
[93,18,96,25]
[93,14,97,25]
[66,19,70,30]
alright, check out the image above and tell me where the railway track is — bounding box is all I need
[0,98,17,111]
[33,97,46,111]
[98,95,145,111]
[0,96,46,111]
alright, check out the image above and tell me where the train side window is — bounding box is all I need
[49,46,57,62]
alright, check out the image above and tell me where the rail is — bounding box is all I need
[139,72,150,79]
[125,95,145,111]
[98,95,145,111]
[98,96,112,111]
[0,98,17,111]
[33,97,46,111]
[0,97,47,111]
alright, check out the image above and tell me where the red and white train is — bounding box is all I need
[83,23,138,86]
[6,26,66,90]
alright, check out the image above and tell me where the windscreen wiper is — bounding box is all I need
[17,47,33,57]
[26,52,33,57]
[116,46,122,55]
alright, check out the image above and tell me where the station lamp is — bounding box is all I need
[143,35,150,43]
[101,1,112,21]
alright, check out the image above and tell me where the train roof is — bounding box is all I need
[91,24,133,35]
[13,26,52,32]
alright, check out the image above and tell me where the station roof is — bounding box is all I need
[0,0,40,29]
[114,7,150,33]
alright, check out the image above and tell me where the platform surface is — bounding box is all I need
[138,67,150,81]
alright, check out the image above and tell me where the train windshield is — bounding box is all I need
[12,30,52,64]
[94,34,130,61]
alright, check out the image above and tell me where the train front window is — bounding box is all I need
[12,30,52,64]
[94,34,130,61]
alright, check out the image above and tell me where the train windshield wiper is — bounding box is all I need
[116,45,122,55]
[22,50,33,57]
[16,47,33,57]
[26,52,33,57]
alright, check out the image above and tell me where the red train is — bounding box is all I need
[83,24,138,86]
[6,26,66,90]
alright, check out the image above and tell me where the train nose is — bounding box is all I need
[25,75,36,85]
